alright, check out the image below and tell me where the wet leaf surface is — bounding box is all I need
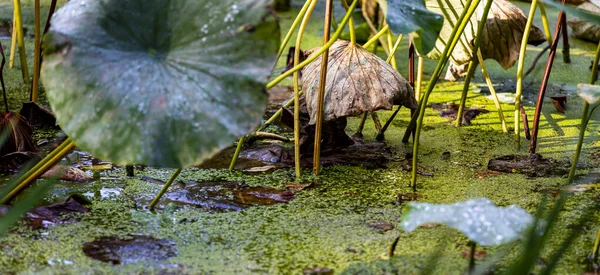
[0,195,90,229]
[141,179,295,211]
[41,0,280,167]
[82,235,177,265]
[401,198,533,246]
[303,40,416,124]
[432,103,489,125]
[578,84,600,105]
[487,154,571,177]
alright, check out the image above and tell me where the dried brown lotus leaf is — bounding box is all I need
[303,40,416,125]
[427,0,546,69]
[568,2,600,43]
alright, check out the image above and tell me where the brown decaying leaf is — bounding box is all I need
[550,96,567,114]
[303,40,416,124]
[567,2,600,43]
[0,112,37,156]
[42,165,93,182]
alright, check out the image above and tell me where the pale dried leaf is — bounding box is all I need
[303,40,416,125]
[567,2,600,43]
[426,0,546,69]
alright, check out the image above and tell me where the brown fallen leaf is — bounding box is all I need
[42,165,93,182]
[461,249,487,260]
[568,2,600,43]
[550,96,567,114]
[285,181,315,191]
[303,40,416,124]
[233,186,296,205]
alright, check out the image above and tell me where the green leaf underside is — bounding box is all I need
[41,0,280,167]
[578,84,600,105]
[381,0,444,54]
[401,198,533,246]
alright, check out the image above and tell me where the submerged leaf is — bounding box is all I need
[401,198,533,246]
[303,40,416,124]
[426,0,545,77]
[41,0,280,168]
[379,0,444,54]
[577,84,600,105]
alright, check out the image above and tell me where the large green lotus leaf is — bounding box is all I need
[425,0,545,80]
[578,84,600,105]
[401,198,533,246]
[41,0,280,168]
[378,0,444,54]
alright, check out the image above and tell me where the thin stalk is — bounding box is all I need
[363,25,389,49]
[293,0,318,179]
[355,112,368,137]
[530,7,565,153]
[9,13,16,69]
[341,0,356,44]
[522,106,531,140]
[266,0,359,89]
[456,0,493,127]
[477,50,508,132]
[592,225,600,261]
[409,0,480,191]
[456,59,479,127]
[568,41,600,182]
[277,0,312,60]
[415,56,424,100]
[13,0,29,84]
[31,0,40,102]
[0,139,75,204]
[386,26,398,71]
[313,0,333,176]
[384,34,403,63]
[149,168,182,209]
[538,3,553,44]
[561,15,570,64]
[469,242,477,273]
[0,42,8,112]
[229,135,246,170]
[514,0,538,149]
[361,0,390,54]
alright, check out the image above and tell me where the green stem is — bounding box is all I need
[341,0,356,44]
[276,0,313,60]
[149,168,182,210]
[363,25,389,49]
[415,56,424,101]
[13,0,29,84]
[456,0,493,127]
[592,225,600,262]
[229,135,246,170]
[478,50,508,133]
[267,0,360,89]
[9,12,16,69]
[313,0,333,176]
[384,34,403,63]
[410,0,480,191]
[514,0,538,149]
[32,0,40,102]
[538,3,553,44]
[293,0,318,179]
[567,40,600,183]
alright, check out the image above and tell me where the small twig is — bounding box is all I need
[524,44,551,79]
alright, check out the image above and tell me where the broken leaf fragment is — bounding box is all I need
[303,40,416,125]
[401,198,533,246]
[41,0,280,168]
[577,84,600,105]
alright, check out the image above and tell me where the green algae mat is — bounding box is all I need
[1,0,600,274]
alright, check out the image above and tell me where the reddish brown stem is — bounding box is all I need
[530,6,566,153]
[561,13,570,64]
[521,106,531,140]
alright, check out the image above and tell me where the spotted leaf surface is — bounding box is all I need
[401,198,533,246]
[41,0,280,167]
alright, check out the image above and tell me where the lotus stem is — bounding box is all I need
[31,0,41,102]
[478,50,508,133]
[277,0,313,60]
[514,0,538,149]
[456,0,493,128]
[363,25,389,49]
[593,226,600,262]
[361,0,390,54]
[293,0,318,179]
[341,0,356,44]
[568,41,600,182]
[538,3,552,44]
[149,168,182,210]
[229,135,246,170]
[355,112,368,137]
[313,0,333,176]
[384,34,403,64]
[561,15,570,64]
[409,0,480,191]
[530,6,566,153]
[9,13,16,69]
[469,241,477,273]
[13,0,29,84]
[456,59,479,127]
[0,138,75,204]
[415,56,424,101]
[385,26,398,71]
[0,42,8,113]
[266,0,359,89]
[521,106,531,140]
